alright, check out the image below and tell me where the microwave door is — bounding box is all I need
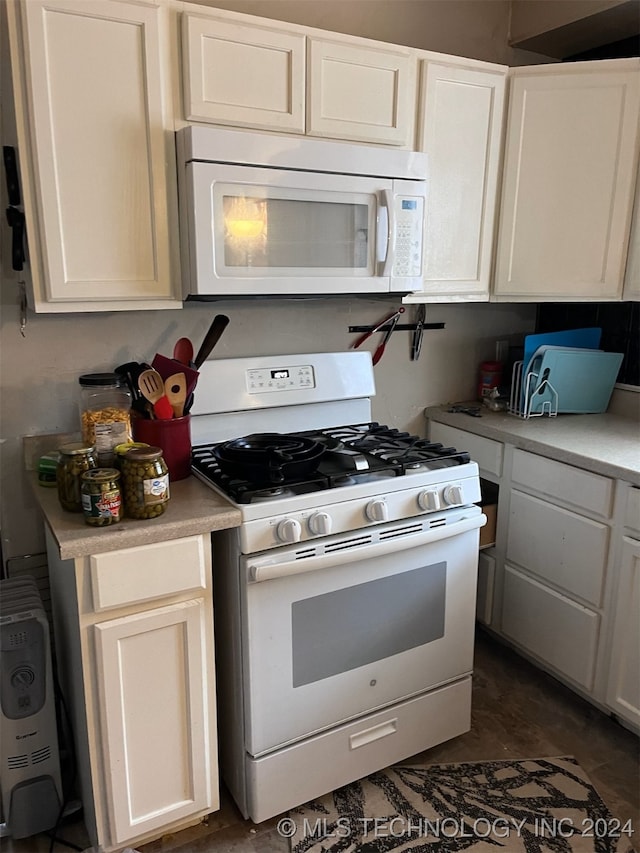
[186,162,394,296]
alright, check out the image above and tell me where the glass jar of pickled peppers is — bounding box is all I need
[120,446,170,519]
[81,469,122,526]
[57,442,98,512]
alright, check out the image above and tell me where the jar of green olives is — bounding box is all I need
[120,446,170,519]
[57,442,98,512]
[81,469,122,526]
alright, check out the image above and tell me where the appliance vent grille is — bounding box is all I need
[379,523,423,540]
[8,631,27,647]
[32,746,51,764]
[325,535,372,553]
[7,754,29,769]
[429,518,447,529]
[294,548,316,561]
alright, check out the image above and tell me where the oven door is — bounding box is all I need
[241,506,484,756]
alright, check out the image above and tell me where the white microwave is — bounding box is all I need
[176,126,427,299]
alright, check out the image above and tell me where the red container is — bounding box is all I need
[477,360,503,401]
[132,414,192,481]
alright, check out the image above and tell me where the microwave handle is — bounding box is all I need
[375,190,392,272]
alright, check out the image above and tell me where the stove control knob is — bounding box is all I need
[276,518,302,543]
[418,488,440,511]
[308,511,332,536]
[442,484,464,506]
[365,499,388,523]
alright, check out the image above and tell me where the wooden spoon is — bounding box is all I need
[164,373,187,418]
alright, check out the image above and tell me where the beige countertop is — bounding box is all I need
[31,472,242,560]
[424,405,640,486]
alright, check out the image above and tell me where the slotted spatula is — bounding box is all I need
[138,368,173,418]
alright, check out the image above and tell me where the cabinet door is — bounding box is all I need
[94,599,217,846]
[9,0,180,311]
[623,170,640,301]
[307,38,416,146]
[494,60,640,301]
[182,13,305,133]
[408,62,506,302]
[606,537,640,729]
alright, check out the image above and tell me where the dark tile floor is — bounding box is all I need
[3,629,638,853]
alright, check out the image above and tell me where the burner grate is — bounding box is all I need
[191,422,470,503]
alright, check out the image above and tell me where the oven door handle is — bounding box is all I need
[248,513,486,583]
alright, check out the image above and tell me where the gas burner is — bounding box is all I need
[251,486,297,502]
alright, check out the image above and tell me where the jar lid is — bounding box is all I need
[114,441,150,457]
[78,372,121,387]
[480,361,503,370]
[38,451,60,473]
[58,441,97,456]
[124,446,164,462]
[82,468,121,483]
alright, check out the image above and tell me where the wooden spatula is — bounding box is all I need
[164,373,187,418]
[138,368,172,418]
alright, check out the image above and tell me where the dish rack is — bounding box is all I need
[509,361,558,419]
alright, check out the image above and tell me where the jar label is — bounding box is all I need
[142,475,170,505]
[93,421,131,453]
[82,489,122,519]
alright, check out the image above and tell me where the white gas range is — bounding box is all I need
[189,352,486,823]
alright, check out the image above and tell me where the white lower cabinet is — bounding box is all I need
[427,417,638,729]
[46,532,218,852]
[95,600,212,845]
[605,485,640,729]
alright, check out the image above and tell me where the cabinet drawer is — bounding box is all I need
[429,423,503,477]
[90,536,207,612]
[625,486,640,537]
[501,565,599,691]
[511,449,613,518]
[506,490,608,606]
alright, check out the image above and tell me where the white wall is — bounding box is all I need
[0,0,539,563]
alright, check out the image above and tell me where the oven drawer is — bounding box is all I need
[246,677,471,823]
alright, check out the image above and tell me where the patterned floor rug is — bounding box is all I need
[288,756,636,853]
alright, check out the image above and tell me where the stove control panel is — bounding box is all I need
[242,471,481,554]
[247,365,315,393]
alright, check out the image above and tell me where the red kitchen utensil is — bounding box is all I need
[351,307,405,350]
[372,313,401,365]
[154,394,174,420]
[173,337,194,366]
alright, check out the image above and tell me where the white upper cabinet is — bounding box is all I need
[306,38,416,146]
[182,13,305,133]
[623,169,640,301]
[494,60,640,302]
[405,60,506,303]
[6,0,181,312]
[180,6,416,147]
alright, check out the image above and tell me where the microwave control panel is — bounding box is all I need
[393,197,424,278]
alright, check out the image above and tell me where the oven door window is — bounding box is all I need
[242,527,479,756]
[291,563,446,687]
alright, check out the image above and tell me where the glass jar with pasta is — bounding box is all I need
[79,373,132,466]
